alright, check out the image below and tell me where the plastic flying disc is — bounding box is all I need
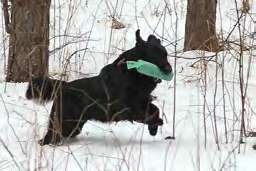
[126,60,173,81]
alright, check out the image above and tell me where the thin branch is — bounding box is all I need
[1,0,11,34]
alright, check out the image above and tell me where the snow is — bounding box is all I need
[0,0,256,170]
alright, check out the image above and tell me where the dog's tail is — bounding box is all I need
[25,76,67,103]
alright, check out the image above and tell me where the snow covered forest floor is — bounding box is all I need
[0,0,256,170]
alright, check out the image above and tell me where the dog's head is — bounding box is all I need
[134,29,172,74]
[114,29,172,75]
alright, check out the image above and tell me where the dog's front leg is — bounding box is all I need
[146,103,163,136]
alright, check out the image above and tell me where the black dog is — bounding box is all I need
[25,29,172,145]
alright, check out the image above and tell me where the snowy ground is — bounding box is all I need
[1,0,256,170]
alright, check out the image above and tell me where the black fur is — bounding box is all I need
[25,30,172,145]
[26,76,67,102]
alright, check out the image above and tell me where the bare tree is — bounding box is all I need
[3,0,51,82]
[184,0,219,52]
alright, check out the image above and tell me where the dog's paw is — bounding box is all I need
[38,137,63,146]
[38,139,47,146]
[52,140,64,146]
[148,124,158,136]
[157,118,163,126]
[148,119,163,136]
[253,144,256,150]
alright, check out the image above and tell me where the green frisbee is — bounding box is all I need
[126,60,173,81]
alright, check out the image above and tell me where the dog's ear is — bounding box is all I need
[147,35,161,44]
[135,29,145,45]
[136,29,143,42]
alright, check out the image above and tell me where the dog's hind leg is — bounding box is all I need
[39,102,62,146]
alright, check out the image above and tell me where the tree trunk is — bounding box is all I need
[6,0,51,82]
[184,0,219,52]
